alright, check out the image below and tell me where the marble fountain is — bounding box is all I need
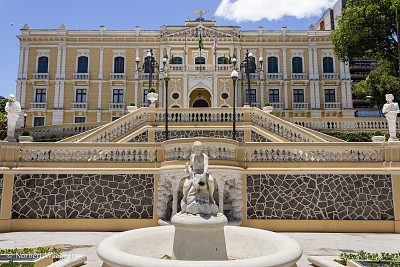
[97,141,302,267]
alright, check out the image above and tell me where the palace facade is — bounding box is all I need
[15,14,354,127]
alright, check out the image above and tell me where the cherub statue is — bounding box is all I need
[181,141,218,215]
[382,94,399,141]
[5,94,21,142]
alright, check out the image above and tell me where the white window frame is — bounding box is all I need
[112,50,126,74]
[33,116,45,127]
[322,86,338,103]
[34,87,47,103]
[111,87,125,103]
[267,88,281,103]
[290,49,305,74]
[321,50,336,73]
[74,116,86,124]
[35,49,50,73]
[75,49,90,73]
[74,87,89,103]
[292,87,306,103]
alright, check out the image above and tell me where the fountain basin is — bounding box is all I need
[97,225,302,267]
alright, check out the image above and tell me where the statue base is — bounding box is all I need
[171,212,228,261]
[4,136,17,142]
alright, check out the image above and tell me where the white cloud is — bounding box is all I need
[215,0,336,22]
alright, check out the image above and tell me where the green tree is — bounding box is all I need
[0,98,8,140]
[353,61,400,109]
[331,0,399,70]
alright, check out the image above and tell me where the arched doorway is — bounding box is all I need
[193,99,209,107]
[189,89,211,108]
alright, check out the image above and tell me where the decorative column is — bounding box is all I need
[17,45,24,80]
[20,82,26,109]
[98,47,104,110]
[308,46,314,80]
[339,61,345,80]
[346,81,352,108]
[260,82,264,106]
[135,48,140,80]
[259,48,264,80]
[134,81,139,108]
[237,81,242,107]
[284,81,288,109]
[344,62,350,79]
[310,82,315,109]
[183,76,188,108]
[282,48,287,80]
[313,48,319,80]
[214,76,218,107]
[23,45,29,79]
[341,81,347,109]
[315,82,320,109]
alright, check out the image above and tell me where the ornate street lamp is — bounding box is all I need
[23,113,27,128]
[231,70,239,141]
[232,50,263,107]
[163,73,170,141]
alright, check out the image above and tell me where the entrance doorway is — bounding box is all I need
[189,89,211,108]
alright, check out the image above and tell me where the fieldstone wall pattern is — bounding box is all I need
[251,131,271,142]
[12,174,154,219]
[127,131,148,143]
[247,174,394,220]
[0,174,3,214]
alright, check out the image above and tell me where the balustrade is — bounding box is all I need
[30,102,47,109]
[287,117,399,130]
[32,73,49,80]
[110,73,126,80]
[71,103,88,110]
[244,144,383,162]
[155,108,244,123]
[73,73,89,80]
[266,73,282,80]
[291,73,308,80]
[292,103,309,110]
[164,143,236,161]
[324,102,341,109]
[321,73,339,80]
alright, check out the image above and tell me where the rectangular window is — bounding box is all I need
[74,117,86,123]
[113,89,124,103]
[245,89,257,103]
[112,116,121,121]
[293,89,304,103]
[35,89,46,103]
[268,89,280,103]
[325,89,336,102]
[75,89,87,103]
[33,117,45,127]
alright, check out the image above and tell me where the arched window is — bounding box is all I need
[323,57,334,73]
[37,56,48,73]
[77,56,88,73]
[195,57,206,64]
[292,57,303,73]
[218,56,229,64]
[248,56,256,73]
[171,57,183,64]
[143,56,152,73]
[114,57,125,73]
[267,57,279,73]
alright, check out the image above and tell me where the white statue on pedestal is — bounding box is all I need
[382,94,399,141]
[4,94,21,142]
[181,141,218,215]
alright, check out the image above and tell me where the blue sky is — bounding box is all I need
[0,0,333,98]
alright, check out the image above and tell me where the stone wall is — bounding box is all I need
[12,174,154,219]
[251,131,271,142]
[127,131,148,143]
[247,174,394,220]
[155,130,245,142]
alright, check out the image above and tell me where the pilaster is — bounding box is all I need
[23,45,29,79]
[392,174,400,233]
[61,45,66,79]
[308,46,314,80]
[20,81,26,109]
[313,48,319,80]
[310,81,315,109]
[135,81,138,108]
[339,61,345,80]
[183,76,188,108]
[98,82,103,109]
[97,111,102,122]
[213,76,218,107]
[344,62,350,79]
[54,81,60,109]
[99,47,104,80]
[56,45,62,79]
[17,45,24,79]
[282,48,287,80]
[59,82,65,109]
[284,81,288,109]
[341,81,347,109]
[1,174,15,220]
[346,81,352,108]
[315,82,320,109]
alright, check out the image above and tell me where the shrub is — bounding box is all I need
[129,102,135,106]
[149,87,156,93]
[321,131,400,142]
[374,130,383,136]
[22,130,30,136]
[264,102,271,106]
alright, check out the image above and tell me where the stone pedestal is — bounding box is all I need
[171,212,228,261]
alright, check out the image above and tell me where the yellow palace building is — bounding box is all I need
[15,12,354,128]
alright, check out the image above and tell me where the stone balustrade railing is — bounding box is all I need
[163,139,237,161]
[286,117,399,130]
[243,143,384,162]
[249,109,326,142]
[19,143,158,163]
[78,108,151,142]
[21,122,104,139]
[155,108,245,123]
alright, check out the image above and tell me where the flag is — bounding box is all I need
[213,35,217,52]
[199,33,203,51]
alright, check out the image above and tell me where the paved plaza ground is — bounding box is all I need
[0,231,399,266]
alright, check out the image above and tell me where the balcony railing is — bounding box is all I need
[141,73,158,80]
[109,103,125,110]
[32,73,49,80]
[321,73,339,80]
[266,73,282,80]
[71,103,88,110]
[291,73,308,80]
[324,102,341,109]
[169,65,184,71]
[350,62,378,68]
[73,73,89,80]
[110,73,126,80]
[30,102,47,109]
[271,103,283,109]
[352,72,370,77]
[217,65,232,71]
[249,73,259,80]
[292,103,309,110]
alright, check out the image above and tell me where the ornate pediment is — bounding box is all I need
[167,24,232,38]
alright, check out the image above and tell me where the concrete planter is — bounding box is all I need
[372,136,385,142]
[127,106,138,113]
[263,106,274,113]
[147,92,158,107]
[19,136,33,142]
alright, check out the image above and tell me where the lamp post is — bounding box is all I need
[163,73,170,141]
[23,113,27,128]
[232,50,263,107]
[231,70,239,141]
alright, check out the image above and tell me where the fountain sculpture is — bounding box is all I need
[97,141,303,266]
